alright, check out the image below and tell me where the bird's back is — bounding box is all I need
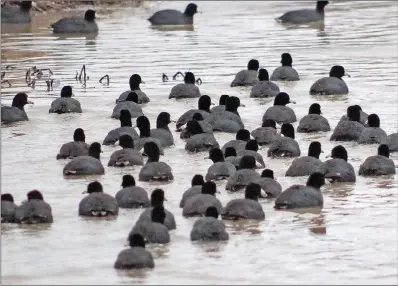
[114,247,154,269]
[250,81,280,98]
[270,66,300,81]
[225,169,261,191]
[277,9,323,25]
[317,158,356,182]
[223,198,265,220]
[63,156,104,175]
[169,83,201,99]
[1,106,28,123]
[51,17,98,33]
[79,193,118,216]
[190,217,228,241]
[1,7,31,23]
[297,114,331,133]
[262,106,296,124]
[359,155,396,176]
[310,77,348,95]
[14,200,53,223]
[275,185,323,209]
[267,137,301,158]
[116,186,150,208]
[148,9,189,25]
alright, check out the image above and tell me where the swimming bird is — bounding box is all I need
[114,234,155,269]
[176,95,213,130]
[224,147,240,169]
[1,92,33,124]
[14,190,53,224]
[185,120,220,152]
[137,188,176,230]
[222,183,265,220]
[169,72,201,99]
[204,96,245,133]
[262,92,297,124]
[339,105,368,125]
[116,175,150,209]
[237,139,266,169]
[270,53,300,81]
[253,169,282,198]
[179,174,205,208]
[103,110,139,146]
[117,74,150,104]
[111,92,143,119]
[205,148,236,181]
[230,59,259,87]
[250,68,280,98]
[274,172,325,210]
[190,206,229,241]
[129,205,170,244]
[150,112,174,148]
[211,95,243,117]
[297,103,331,133]
[49,86,82,114]
[276,1,329,25]
[385,133,398,152]
[268,123,301,158]
[310,65,349,95]
[330,105,364,141]
[250,119,280,146]
[1,1,33,24]
[358,114,387,144]
[221,129,251,153]
[210,94,229,113]
[148,3,198,26]
[133,116,164,155]
[57,128,90,159]
[51,9,98,33]
[225,156,261,191]
[183,182,223,217]
[63,142,105,176]
[285,141,323,177]
[1,193,17,223]
[139,142,173,182]
[79,181,118,217]
[316,145,356,183]
[359,144,396,176]
[180,112,214,139]
[108,135,144,167]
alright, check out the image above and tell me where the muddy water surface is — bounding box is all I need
[1,1,397,284]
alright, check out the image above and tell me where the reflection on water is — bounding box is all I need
[1,1,398,285]
[323,182,355,198]
[227,220,264,235]
[149,25,194,32]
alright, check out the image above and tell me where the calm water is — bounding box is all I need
[1,1,398,284]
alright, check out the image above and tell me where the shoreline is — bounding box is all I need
[2,0,145,13]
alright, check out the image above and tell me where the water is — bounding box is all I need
[1,1,398,284]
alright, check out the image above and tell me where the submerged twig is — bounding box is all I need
[196,78,202,86]
[27,78,36,89]
[78,65,87,82]
[162,73,169,82]
[1,71,12,87]
[45,79,54,91]
[25,69,31,83]
[99,74,110,85]
[172,71,184,80]
[1,80,12,87]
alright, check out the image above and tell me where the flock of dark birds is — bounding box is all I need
[1,0,397,271]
